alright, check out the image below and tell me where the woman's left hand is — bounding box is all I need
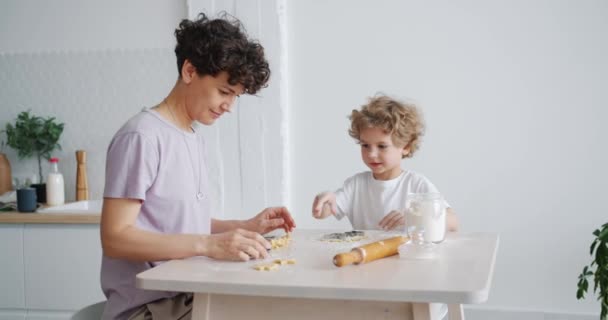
[247,206,296,234]
[378,210,405,231]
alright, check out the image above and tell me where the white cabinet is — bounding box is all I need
[0,224,104,320]
[0,311,26,320]
[0,225,25,309]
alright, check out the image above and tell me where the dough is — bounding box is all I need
[253,263,279,271]
[265,232,292,249]
[273,258,296,265]
[253,258,296,271]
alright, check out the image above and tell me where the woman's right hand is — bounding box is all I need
[312,192,337,219]
[205,229,271,261]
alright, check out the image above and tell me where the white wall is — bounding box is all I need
[0,0,186,202]
[287,0,607,317]
[0,0,183,52]
[0,0,288,220]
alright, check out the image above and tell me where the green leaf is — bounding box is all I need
[4,111,64,178]
[578,223,608,319]
[592,241,599,255]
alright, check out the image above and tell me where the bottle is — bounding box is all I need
[75,150,89,201]
[46,157,65,206]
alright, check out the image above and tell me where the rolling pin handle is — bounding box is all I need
[333,249,363,267]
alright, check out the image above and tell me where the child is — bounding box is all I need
[312,94,458,232]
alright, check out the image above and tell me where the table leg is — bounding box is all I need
[412,303,450,320]
[192,293,210,320]
[447,304,464,320]
[412,303,431,320]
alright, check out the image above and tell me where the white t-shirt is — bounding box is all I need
[334,170,450,230]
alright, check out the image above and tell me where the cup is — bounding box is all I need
[30,183,46,204]
[17,187,37,212]
[403,193,446,243]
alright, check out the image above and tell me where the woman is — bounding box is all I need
[100,13,295,320]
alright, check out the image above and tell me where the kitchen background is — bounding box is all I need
[1,0,606,319]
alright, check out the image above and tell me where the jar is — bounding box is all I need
[403,193,446,243]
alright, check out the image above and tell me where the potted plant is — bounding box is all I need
[577,222,608,320]
[5,111,64,203]
[0,131,12,195]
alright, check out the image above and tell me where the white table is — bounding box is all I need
[136,230,499,320]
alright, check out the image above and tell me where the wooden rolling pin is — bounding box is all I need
[75,150,89,201]
[333,236,407,267]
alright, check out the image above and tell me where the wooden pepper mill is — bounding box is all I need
[75,150,89,201]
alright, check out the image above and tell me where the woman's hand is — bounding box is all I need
[246,206,296,234]
[312,192,337,219]
[378,210,405,231]
[205,228,271,261]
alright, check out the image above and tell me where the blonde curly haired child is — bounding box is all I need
[312,94,458,231]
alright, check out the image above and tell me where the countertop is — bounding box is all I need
[0,210,100,224]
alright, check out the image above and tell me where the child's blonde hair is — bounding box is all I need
[349,94,425,158]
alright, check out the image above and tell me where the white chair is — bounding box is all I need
[71,301,106,320]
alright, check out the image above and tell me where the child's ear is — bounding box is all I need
[402,144,411,157]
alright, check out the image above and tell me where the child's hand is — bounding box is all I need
[312,192,337,219]
[378,210,405,231]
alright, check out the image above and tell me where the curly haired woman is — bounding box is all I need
[100,13,295,320]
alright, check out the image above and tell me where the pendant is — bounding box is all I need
[196,192,204,200]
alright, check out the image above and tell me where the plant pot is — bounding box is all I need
[30,183,47,204]
[0,153,12,195]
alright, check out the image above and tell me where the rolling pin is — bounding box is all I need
[333,236,407,267]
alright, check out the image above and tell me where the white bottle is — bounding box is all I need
[46,157,65,206]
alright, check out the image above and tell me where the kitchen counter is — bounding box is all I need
[0,211,100,224]
[0,200,101,224]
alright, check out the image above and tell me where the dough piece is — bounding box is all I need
[273,258,296,265]
[253,263,279,271]
[265,233,292,249]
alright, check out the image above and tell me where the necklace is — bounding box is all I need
[164,99,204,200]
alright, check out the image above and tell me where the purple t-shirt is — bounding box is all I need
[101,109,211,320]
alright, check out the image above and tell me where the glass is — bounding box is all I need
[403,192,446,243]
[398,226,438,259]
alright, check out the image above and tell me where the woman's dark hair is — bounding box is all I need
[174,12,270,94]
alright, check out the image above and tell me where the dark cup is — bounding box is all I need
[17,188,37,212]
[30,183,46,204]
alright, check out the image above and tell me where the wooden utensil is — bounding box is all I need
[0,153,13,195]
[75,150,89,201]
[333,236,407,267]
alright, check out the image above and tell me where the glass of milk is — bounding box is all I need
[403,193,446,243]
